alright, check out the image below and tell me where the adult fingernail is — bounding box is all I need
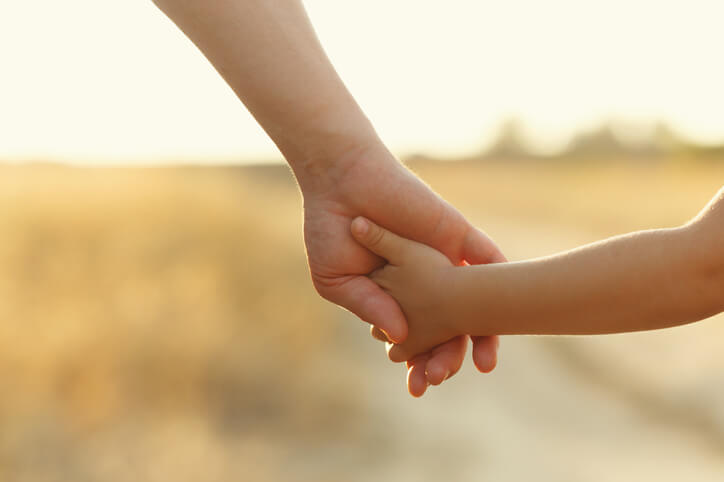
[443,370,451,381]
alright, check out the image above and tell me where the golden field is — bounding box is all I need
[0,160,723,481]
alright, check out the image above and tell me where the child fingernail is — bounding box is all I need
[352,217,369,235]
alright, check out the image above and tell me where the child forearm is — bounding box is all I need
[453,221,724,336]
[349,188,723,362]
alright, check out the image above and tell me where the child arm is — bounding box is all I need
[351,187,724,362]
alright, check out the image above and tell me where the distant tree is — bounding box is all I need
[562,123,632,159]
[482,118,533,160]
[475,118,723,163]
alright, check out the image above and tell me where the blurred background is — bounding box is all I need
[2,1,724,480]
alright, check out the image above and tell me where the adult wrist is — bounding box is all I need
[288,130,386,195]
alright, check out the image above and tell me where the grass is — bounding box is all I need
[0,159,721,481]
[0,164,357,481]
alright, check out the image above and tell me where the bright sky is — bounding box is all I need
[2,0,723,164]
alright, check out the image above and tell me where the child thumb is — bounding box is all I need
[350,217,405,264]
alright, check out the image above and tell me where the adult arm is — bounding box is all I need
[151,0,505,395]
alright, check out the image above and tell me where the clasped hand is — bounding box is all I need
[301,142,503,397]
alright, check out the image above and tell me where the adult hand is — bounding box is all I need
[152,0,504,396]
[301,141,505,396]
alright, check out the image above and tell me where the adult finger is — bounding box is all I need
[471,335,499,373]
[424,335,468,386]
[321,274,408,344]
[350,217,408,265]
[407,354,430,397]
[386,342,411,363]
[462,225,507,265]
[370,325,390,342]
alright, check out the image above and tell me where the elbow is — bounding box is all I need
[710,246,724,314]
[682,207,724,317]
[696,265,724,320]
[699,258,724,317]
[703,188,724,303]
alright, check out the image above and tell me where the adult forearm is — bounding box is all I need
[454,224,720,335]
[152,0,380,188]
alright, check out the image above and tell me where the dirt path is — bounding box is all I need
[323,214,724,482]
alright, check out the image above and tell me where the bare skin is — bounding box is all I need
[352,187,724,362]
[151,0,504,396]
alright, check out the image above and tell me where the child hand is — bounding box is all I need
[350,216,463,366]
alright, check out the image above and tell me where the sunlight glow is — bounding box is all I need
[1,0,723,163]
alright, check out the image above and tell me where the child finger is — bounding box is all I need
[350,217,408,265]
